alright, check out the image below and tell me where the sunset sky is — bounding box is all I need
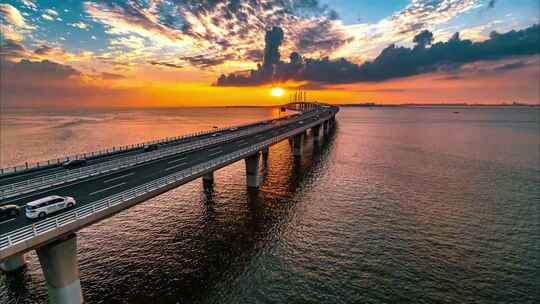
[1,0,539,107]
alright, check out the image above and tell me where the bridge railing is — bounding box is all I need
[0,108,324,201]
[0,109,335,251]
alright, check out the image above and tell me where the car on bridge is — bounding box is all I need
[143,144,159,152]
[0,205,21,222]
[25,195,77,219]
[62,159,87,169]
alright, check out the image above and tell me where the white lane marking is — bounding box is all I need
[103,172,135,184]
[0,218,17,225]
[207,146,221,152]
[89,182,126,196]
[208,151,221,157]
[165,162,187,172]
[168,157,187,164]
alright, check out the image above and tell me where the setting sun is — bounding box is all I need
[270,87,285,97]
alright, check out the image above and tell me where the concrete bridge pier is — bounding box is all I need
[202,171,214,191]
[0,254,27,272]
[311,125,320,141]
[322,121,328,134]
[292,135,303,157]
[202,171,214,184]
[36,234,83,304]
[245,153,261,188]
[261,147,269,161]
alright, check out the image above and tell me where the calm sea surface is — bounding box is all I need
[1,107,539,304]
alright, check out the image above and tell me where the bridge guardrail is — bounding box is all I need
[0,109,322,201]
[0,109,336,251]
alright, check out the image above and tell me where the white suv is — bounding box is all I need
[25,195,76,219]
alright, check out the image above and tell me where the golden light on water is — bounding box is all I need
[270,87,285,97]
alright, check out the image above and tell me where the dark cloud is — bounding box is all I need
[488,0,497,9]
[148,60,183,69]
[2,59,81,81]
[182,54,231,68]
[0,58,134,106]
[1,59,81,106]
[33,44,67,57]
[0,39,28,60]
[217,24,540,86]
[34,44,55,55]
[262,26,284,77]
[413,30,434,48]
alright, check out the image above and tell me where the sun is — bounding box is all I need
[270,87,285,97]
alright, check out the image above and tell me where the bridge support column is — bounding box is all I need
[202,171,214,184]
[311,125,320,141]
[0,254,26,272]
[261,147,269,161]
[292,135,302,157]
[36,234,83,304]
[245,153,261,188]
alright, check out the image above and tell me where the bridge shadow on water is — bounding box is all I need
[0,124,339,304]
